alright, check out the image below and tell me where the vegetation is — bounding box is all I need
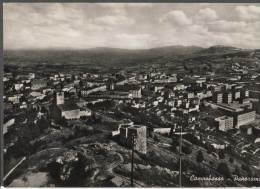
[196,150,204,163]
[217,162,231,178]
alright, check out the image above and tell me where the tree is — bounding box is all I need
[196,150,204,163]
[58,117,68,127]
[206,144,215,154]
[77,91,82,98]
[171,137,179,152]
[154,134,160,142]
[47,152,93,186]
[20,95,27,103]
[218,150,225,159]
[182,145,192,155]
[40,106,48,113]
[79,80,83,88]
[37,117,50,131]
[47,161,62,181]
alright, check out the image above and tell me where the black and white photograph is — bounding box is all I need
[2,2,260,187]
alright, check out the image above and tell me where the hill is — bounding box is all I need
[4,45,259,74]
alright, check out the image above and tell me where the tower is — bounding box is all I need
[56,92,64,105]
[106,78,115,91]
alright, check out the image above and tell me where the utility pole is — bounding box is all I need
[179,120,183,187]
[130,134,136,187]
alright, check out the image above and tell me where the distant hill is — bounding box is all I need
[147,45,203,56]
[3,45,203,66]
[4,45,259,71]
[195,45,241,55]
[67,45,203,55]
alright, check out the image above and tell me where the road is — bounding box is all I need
[4,157,26,181]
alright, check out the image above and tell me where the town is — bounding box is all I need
[3,46,260,187]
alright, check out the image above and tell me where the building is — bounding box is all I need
[213,92,223,104]
[119,124,147,154]
[239,98,250,104]
[215,116,234,132]
[79,108,92,117]
[232,89,241,100]
[14,83,24,91]
[234,110,256,129]
[211,101,255,128]
[115,84,142,99]
[28,73,35,79]
[240,125,253,135]
[241,88,249,98]
[184,92,195,99]
[252,100,260,114]
[249,90,260,99]
[130,87,142,99]
[106,78,115,91]
[51,93,91,120]
[31,79,47,90]
[183,75,205,85]
[3,118,15,135]
[56,92,65,105]
[8,95,22,104]
[212,85,223,92]
[57,104,81,120]
[80,85,107,97]
[223,92,232,104]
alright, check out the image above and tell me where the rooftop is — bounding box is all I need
[115,84,141,92]
[215,115,233,121]
[58,103,79,111]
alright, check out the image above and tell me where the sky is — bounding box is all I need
[3,3,260,50]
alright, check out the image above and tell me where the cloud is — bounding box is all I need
[3,3,260,49]
[159,10,192,26]
[113,33,155,49]
[98,3,153,8]
[93,15,135,26]
[208,20,247,33]
[96,3,153,15]
[195,8,218,22]
[236,5,260,20]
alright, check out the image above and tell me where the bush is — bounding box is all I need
[47,152,94,186]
